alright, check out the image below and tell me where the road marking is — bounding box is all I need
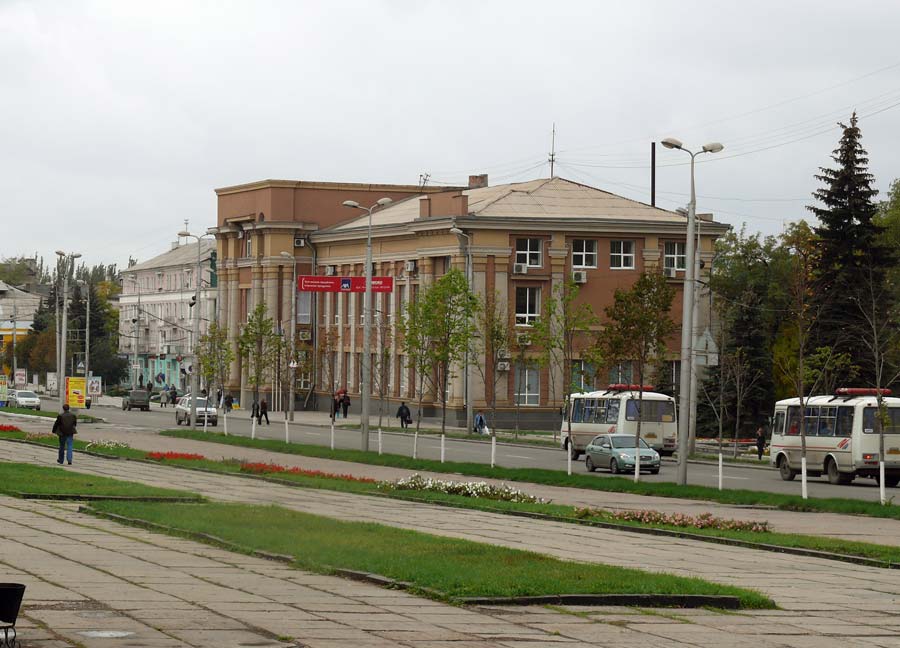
[506,454,533,459]
[723,476,750,480]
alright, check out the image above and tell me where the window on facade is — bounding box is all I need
[515,238,542,267]
[608,362,634,384]
[245,235,253,258]
[297,291,312,325]
[515,286,540,325]
[572,240,597,268]
[572,360,597,392]
[664,242,686,270]
[514,363,540,405]
[610,240,635,269]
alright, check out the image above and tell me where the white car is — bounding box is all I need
[11,390,41,410]
[174,397,218,426]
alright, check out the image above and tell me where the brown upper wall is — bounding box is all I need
[215,180,461,230]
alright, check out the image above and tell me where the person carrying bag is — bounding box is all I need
[52,404,78,465]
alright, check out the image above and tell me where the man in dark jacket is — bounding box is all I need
[259,398,270,425]
[53,404,78,465]
[396,402,411,429]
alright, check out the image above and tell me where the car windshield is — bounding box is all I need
[193,398,208,408]
[610,436,651,449]
[17,391,37,398]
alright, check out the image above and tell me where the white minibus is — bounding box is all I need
[561,385,677,459]
[769,388,900,486]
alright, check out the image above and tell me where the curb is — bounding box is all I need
[0,411,106,424]
[459,594,741,609]
[16,493,202,503]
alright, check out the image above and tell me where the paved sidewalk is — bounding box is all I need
[8,414,900,547]
[4,441,900,647]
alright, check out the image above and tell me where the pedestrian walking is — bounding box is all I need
[170,386,178,405]
[259,398,270,425]
[333,395,341,419]
[251,399,260,421]
[52,404,77,465]
[341,393,351,419]
[396,402,411,429]
[474,410,487,435]
[756,426,767,461]
[224,394,233,413]
[160,389,169,408]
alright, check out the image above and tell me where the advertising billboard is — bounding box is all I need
[66,377,87,409]
[14,368,26,388]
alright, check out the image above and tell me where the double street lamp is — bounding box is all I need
[55,250,81,403]
[660,137,724,486]
[280,251,299,421]
[341,197,393,451]
[178,229,213,429]
[449,226,474,435]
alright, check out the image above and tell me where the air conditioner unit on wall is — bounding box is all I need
[405,260,417,273]
[497,361,511,372]
[572,270,587,284]
[516,332,531,346]
[325,265,336,276]
[293,237,306,248]
[298,330,312,341]
[513,263,528,275]
[663,267,676,278]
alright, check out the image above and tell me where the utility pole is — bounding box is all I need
[84,282,91,382]
[548,123,557,178]
[11,296,17,383]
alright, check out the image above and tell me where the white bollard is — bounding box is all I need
[284,418,289,444]
[718,453,723,490]
[880,461,887,505]
[223,413,228,436]
[801,456,808,500]
[204,411,208,434]
[567,448,571,475]
[251,417,257,440]
[441,434,445,463]
[330,424,335,450]
[378,428,382,455]
[413,432,418,460]
[491,435,496,468]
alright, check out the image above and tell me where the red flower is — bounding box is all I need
[146,451,205,461]
[238,462,374,483]
[0,425,21,432]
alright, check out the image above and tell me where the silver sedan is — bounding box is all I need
[584,434,661,474]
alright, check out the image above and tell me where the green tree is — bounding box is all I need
[531,277,598,445]
[471,290,514,433]
[197,323,235,404]
[400,285,436,454]
[598,270,675,481]
[238,304,281,402]
[809,113,894,384]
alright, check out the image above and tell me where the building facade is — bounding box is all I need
[212,175,728,427]
[117,240,216,390]
[0,281,42,378]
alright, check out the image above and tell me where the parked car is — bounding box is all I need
[174,397,218,426]
[11,390,41,410]
[122,389,151,412]
[584,433,661,474]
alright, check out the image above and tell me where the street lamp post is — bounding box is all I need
[342,197,393,451]
[55,250,81,408]
[449,226,474,434]
[77,279,91,386]
[178,230,212,429]
[660,138,724,486]
[280,251,299,421]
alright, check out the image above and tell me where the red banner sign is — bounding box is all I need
[298,275,394,293]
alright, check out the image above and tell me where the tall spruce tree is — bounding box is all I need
[808,113,893,385]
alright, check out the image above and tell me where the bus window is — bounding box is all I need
[625,399,676,422]
[863,407,900,434]
[786,406,801,435]
[818,406,836,436]
[583,399,595,424]
[835,406,853,437]
[772,411,785,436]
[593,399,608,424]
[804,406,819,437]
[572,399,584,423]
[606,400,620,424]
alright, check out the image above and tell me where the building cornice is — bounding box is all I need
[214,179,464,196]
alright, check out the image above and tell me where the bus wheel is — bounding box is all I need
[778,457,796,481]
[826,459,842,485]
[569,443,580,461]
[585,456,596,472]
[877,474,900,488]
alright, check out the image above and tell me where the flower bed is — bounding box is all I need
[378,474,548,504]
[575,507,770,533]
[25,432,55,441]
[86,439,131,451]
[239,461,375,483]
[0,424,22,432]
[146,451,206,461]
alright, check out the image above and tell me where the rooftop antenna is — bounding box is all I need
[418,173,430,190]
[548,123,557,178]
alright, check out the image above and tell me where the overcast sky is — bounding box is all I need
[3,0,899,271]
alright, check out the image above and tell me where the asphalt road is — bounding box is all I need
[36,397,895,502]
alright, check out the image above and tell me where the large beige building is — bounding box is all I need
[213,175,727,427]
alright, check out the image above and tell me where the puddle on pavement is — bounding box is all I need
[79,630,136,638]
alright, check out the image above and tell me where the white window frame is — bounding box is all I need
[664,241,686,271]
[245,235,253,258]
[610,240,635,270]
[515,363,540,406]
[572,239,597,268]
[515,286,540,326]
[515,238,542,267]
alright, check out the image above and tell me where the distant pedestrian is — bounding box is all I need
[224,394,233,413]
[216,389,222,407]
[341,394,350,419]
[251,399,260,421]
[333,395,341,419]
[52,404,77,465]
[259,398,270,425]
[170,386,178,405]
[397,402,411,429]
[474,410,487,435]
[756,426,767,460]
[147,381,154,394]
[160,389,169,408]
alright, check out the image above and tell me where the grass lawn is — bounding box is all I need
[0,462,200,499]
[1,406,101,422]
[340,422,557,445]
[88,500,774,608]
[159,428,900,521]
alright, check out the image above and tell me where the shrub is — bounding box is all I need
[378,474,548,503]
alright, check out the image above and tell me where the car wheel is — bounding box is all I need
[175,414,181,426]
[649,468,660,474]
[610,458,619,474]
[778,457,796,481]
[585,456,596,472]
[122,402,127,411]
[877,474,900,488]
[211,421,217,427]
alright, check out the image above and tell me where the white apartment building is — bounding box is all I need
[117,240,216,390]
